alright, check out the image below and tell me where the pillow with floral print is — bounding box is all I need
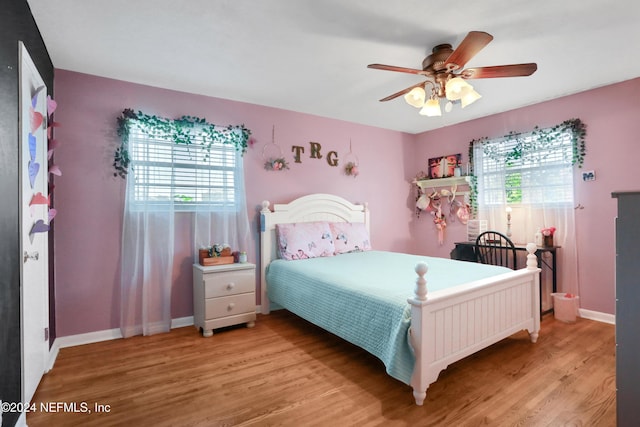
[276,222,335,260]
[330,222,371,254]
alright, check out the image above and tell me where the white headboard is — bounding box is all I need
[259,193,369,313]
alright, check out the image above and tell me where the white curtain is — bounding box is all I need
[119,117,250,338]
[193,148,250,260]
[473,134,580,308]
[120,169,175,338]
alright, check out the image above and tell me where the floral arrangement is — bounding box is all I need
[207,243,231,257]
[541,227,556,237]
[264,157,289,171]
[344,161,359,177]
[540,227,556,247]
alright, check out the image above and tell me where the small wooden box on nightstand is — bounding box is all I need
[193,262,256,337]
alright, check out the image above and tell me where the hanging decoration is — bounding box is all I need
[27,86,45,191]
[26,82,60,236]
[443,185,470,225]
[263,125,289,171]
[413,171,471,245]
[427,190,447,245]
[46,94,60,227]
[413,171,429,218]
[114,109,251,178]
[433,211,447,245]
[343,139,360,177]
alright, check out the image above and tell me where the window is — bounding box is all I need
[128,124,241,212]
[474,127,576,208]
[469,120,586,303]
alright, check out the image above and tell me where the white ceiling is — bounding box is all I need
[27,0,640,134]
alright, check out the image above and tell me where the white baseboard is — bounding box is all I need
[171,316,195,329]
[579,308,615,325]
[48,316,195,370]
[47,341,59,372]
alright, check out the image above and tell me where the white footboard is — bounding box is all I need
[408,243,541,405]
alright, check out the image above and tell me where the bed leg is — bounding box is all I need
[408,262,430,406]
[525,243,541,345]
[413,388,427,406]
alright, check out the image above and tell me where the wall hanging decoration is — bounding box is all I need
[428,153,461,179]
[263,125,289,171]
[20,45,58,243]
[413,170,470,225]
[413,171,429,217]
[443,184,470,225]
[433,211,447,245]
[343,139,359,177]
[426,191,447,245]
[290,141,339,167]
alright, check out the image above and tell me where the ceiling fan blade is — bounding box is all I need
[444,31,494,71]
[378,82,427,102]
[460,63,538,79]
[367,63,430,76]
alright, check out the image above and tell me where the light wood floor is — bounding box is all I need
[28,311,615,426]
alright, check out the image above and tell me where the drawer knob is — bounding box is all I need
[226,283,235,290]
[227,303,235,311]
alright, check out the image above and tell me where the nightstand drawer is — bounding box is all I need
[204,269,254,298]
[205,293,255,319]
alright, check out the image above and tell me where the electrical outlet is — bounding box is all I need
[582,170,596,181]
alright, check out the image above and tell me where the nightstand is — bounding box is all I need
[193,263,256,337]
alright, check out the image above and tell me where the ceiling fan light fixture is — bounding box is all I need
[445,77,471,101]
[460,87,482,108]
[419,98,442,117]
[404,87,426,108]
[368,31,537,117]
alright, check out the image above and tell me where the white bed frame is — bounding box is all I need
[260,193,541,405]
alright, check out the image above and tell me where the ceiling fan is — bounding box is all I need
[367,31,537,116]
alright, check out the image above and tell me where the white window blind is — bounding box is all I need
[474,129,574,207]
[128,126,238,211]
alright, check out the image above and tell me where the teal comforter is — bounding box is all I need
[266,250,511,384]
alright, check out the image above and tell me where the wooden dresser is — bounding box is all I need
[193,263,256,337]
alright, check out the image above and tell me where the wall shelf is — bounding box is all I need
[413,176,471,190]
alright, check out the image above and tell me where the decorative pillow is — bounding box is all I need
[330,222,372,254]
[276,222,335,260]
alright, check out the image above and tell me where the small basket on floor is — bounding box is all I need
[551,293,579,323]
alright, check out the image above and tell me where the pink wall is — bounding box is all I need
[52,70,416,337]
[411,78,640,315]
[53,69,639,337]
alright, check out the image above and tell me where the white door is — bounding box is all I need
[19,41,50,405]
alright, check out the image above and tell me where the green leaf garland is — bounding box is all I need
[114,109,251,178]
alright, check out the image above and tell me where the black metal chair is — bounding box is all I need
[475,231,517,269]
